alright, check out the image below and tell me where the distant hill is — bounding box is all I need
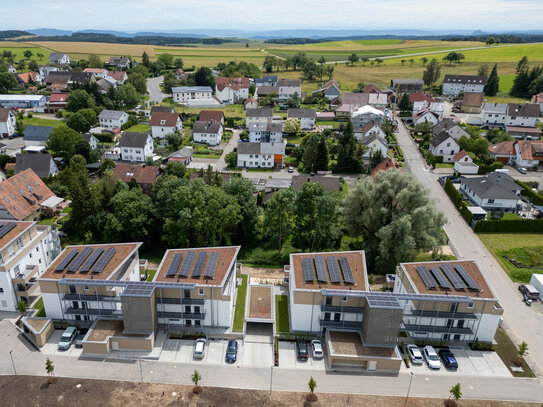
[0,30,31,39]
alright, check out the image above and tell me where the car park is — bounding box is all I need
[406,344,424,365]
[296,340,309,360]
[311,339,324,359]
[193,338,207,359]
[225,340,238,363]
[58,326,78,351]
[423,345,441,369]
[438,349,458,369]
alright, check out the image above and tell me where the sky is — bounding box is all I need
[1,0,542,33]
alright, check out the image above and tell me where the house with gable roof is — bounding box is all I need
[429,131,460,162]
[98,110,129,130]
[0,107,16,139]
[459,173,520,212]
[48,53,70,65]
[149,111,182,139]
[215,77,249,104]
[453,150,479,174]
[192,121,223,146]
[119,132,154,162]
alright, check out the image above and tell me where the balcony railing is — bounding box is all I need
[320,320,361,329]
[13,265,38,284]
[407,310,477,319]
[16,282,38,297]
[63,294,120,302]
[157,311,205,320]
[156,297,205,305]
[321,305,364,313]
[65,307,119,316]
[402,324,473,335]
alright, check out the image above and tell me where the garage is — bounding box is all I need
[245,322,273,344]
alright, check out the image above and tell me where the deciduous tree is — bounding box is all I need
[422,58,441,90]
[262,188,296,250]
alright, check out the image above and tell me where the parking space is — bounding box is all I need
[241,341,273,368]
[278,341,326,371]
[41,330,82,358]
[161,338,245,367]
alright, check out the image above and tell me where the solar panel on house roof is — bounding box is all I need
[338,257,355,284]
[204,251,219,279]
[80,248,104,272]
[428,266,451,289]
[314,256,328,282]
[302,258,314,282]
[416,265,437,289]
[191,251,207,278]
[0,222,16,239]
[326,256,341,283]
[55,249,79,272]
[453,264,480,291]
[91,247,116,273]
[179,251,196,277]
[440,264,467,290]
[166,253,183,277]
[66,247,94,273]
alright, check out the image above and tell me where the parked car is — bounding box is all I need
[225,340,238,363]
[311,339,324,359]
[74,328,88,348]
[58,326,78,351]
[288,166,294,173]
[296,340,309,360]
[518,167,527,174]
[423,346,441,369]
[438,349,458,369]
[193,338,207,359]
[519,284,540,300]
[406,344,424,365]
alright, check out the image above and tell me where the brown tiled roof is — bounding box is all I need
[361,83,383,94]
[371,158,399,177]
[244,97,257,106]
[278,78,301,87]
[291,175,340,193]
[113,164,160,185]
[108,71,127,81]
[17,72,40,83]
[517,140,543,161]
[199,110,224,123]
[215,77,249,91]
[409,92,434,103]
[462,92,484,107]
[0,169,55,220]
[488,141,515,156]
[507,103,541,118]
[0,221,33,250]
[149,111,180,127]
[0,107,13,122]
[454,150,468,161]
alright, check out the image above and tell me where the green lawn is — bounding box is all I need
[126,123,151,133]
[33,297,45,317]
[38,215,59,226]
[232,274,248,332]
[435,163,454,169]
[286,134,305,145]
[145,269,157,282]
[478,234,543,283]
[22,116,63,128]
[275,295,290,334]
[494,328,535,378]
[0,46,50,65]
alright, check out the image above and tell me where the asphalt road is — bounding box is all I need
[147,76,166,104]
[215,129,240,171]
[395,120,543,379]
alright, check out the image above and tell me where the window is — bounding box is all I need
[0,288,4,293]
[487,199,495,204]
[84,286,89,291]
[195,320,201,326]
[8,245,14,256]
[341,296,347,303]
[198,288,204,296]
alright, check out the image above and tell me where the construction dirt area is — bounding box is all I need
[243,266,284,285]
[0,376,540,407]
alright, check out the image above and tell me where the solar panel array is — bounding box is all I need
[302,258,314,282]
[454,264,480,291]
[80,248,104,273]
[191,251,207,278]
[326,256,341,283]
[416,265,437,289]
[204,251,219,279]
[66,247,94,273]
[440,264,467,290]
[55,249,79,272]
[0,222,16,239]
[123,285,155,297]
[91,247,116,273]
[338,257,355,284]
[314,256,328,282]
[428,266,451,290]
[322,288,475,304]
[166,253,183,277]
[366,294,402,309]
[179,251,196,277]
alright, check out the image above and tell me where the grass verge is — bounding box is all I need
[33,297,45,317]
[232,274,248,332]
[275,295,290,334]
[494,328,535,378]
[145,269,157,282]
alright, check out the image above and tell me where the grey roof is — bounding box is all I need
[99,110,126,120]
[432,118,458,134]
[287,108,316,118]
[249,121,282,132]
[168,147,193,159]
[96,78,114,91]
[507,103,541,118]
[461,173,520,200]
[119,132,150,148]
[192,120,222,134]
[291,175,340,193]
[82,133,97,143]
[23,125,54,142]
[391,79,424,85]
[237,142,261,155]
[260,142,285,155]
[246,108,273,118]
[109,56,130,65]
[49,53,67,61]
[482,103,507,114]
[430,131,455,148]
[443,74,487,85]
[15,153,56,178]
[150,106,175,114]
[361,133,387,147]
[171,86,213,93]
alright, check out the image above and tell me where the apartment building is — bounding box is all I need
[0,221,61,311]
[248,121,282,143]
[442,75,487,96]
[172,86,214,105]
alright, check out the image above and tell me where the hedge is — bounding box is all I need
[474,219,543,233]
[94,133,114,142]
[477,161,504,174]
[516,179,543,206]
[444,179,473,224]
[460,201,474,224]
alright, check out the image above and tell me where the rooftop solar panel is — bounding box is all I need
[80,248,104,273]
[55,249,79,272]
[0,222,16,239]
[314,256,328,282]
[453,264,480,291]
[66,247,94,273]
[179,251,196,277]
[428,266,451,290]
[302,258,314,282]
[440,264,467,290]
[204,251,219,279]
[191,251,207,278]
[416,265,437,289]
[166,253,183,277]
[91,247,116,273]
[326,256,341,283]
[338,257,355,284]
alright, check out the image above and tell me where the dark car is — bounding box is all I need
[438,349,458,369]
[74,328,89,348]
[296,340,309,361]
[225,340,238,363]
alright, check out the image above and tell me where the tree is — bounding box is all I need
[47,125,83,160]
[74,140,91,161]
[23,50,32,59]
[301,60,319,81]
[192,370,201,386]
[486,127,512,144]
[141,51,150,67]
[99,158,116,174]
[325,65,335,79]
[518,341,529,357]
[88,54,102,68]
[263,55,278,73]
[66,112,90,133]
[28,60,39,72]
[308,376,317,394]
[342,170,446,273]
[0,72,17,93]
[510,56,530,98]
[225,151,237,169]
[45,358,55,380]
[164,161,186,178]
[422,58,441,90]
[163,71,178,94]
[316,136,329,171]
[318,56,326,65]
[128,73,147,94]
[166,132,182,151]
[409,59,415,66]
[173,57,184,69]
[486,36,496,46]
[224,177,259,245]
[348,53,359,66]
[485,64,500,96]
[376,58,384,66]
[291,52,309,70]
[18,301,27,314]
[66,89,95,112]
[398,93,413,114]
[263,188,296,250]
[369,149,385,169]
[421,57,429,65]
[477,64,489,77]
[449,383,462,401]
[156,53,174,69]
[193,67,215,89]
[115,84,141,107]
[283,118,301,135]
[361,56,369,66]
[335,120,363,173]
[401,59,406,66]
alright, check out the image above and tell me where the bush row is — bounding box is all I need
[473,219,543,233]
[516,179,543,206]
[477,161,504,174]
[444,179,473,224]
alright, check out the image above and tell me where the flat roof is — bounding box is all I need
[155,246,240,286]
[0,221,33,251]
[0,94,47,101]
[291,251,367,291]
[21,317,51,335]
[328,331,396,358]
[248,285,272,319]
[40,243,141,281]
[401,260,495,299]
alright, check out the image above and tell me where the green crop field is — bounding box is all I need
[0,46,50,65]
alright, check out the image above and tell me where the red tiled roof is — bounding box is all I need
[454,150,468,161]
[17,72,40,83]
[215,77,249,91]
[112,164,160,185]
[49,93,69,103]
[199,110,224,122]
[409,92,434,103]
[108,71,127,81]
[517,140,543,161]
[488,141,515,156]
[149,111,180,127]
[371,158,399,177]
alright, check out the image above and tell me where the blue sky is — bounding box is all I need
[1,0,542,32]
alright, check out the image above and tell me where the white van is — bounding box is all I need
[493,169,509,175]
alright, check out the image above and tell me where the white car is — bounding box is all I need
[423,345,441,369]
[311,339,324,359]
[193,338,206,359]
[406,344,423,365]
[518,167,527,174]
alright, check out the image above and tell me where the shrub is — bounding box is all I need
[477,161,504,174]
[516,179,543,205]
[474,219,543,233]
[404,354,411,367]
[94,133,114,143]
[469,341,494,351]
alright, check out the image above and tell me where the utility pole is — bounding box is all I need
[269,366,273,396]
[404,371,414,407]
[139,358,143,383]
[9,350,17,377]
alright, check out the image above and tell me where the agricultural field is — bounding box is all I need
[0,42,50,65]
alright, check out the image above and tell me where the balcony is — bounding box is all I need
[63,293,120,302]
[13,265,38,284]
[407,310,477,319]
[403,324,473,335]
[320,320,361,329]
[156,297,205,305]
[157,311,205,320]
[321,305,364,313]
[16,281,38,297]
[65,307,119,316]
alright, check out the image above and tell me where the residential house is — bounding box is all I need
[248,121,282,142]
[82,133,99,150]
[453,150,479,174]
[255,75,278,87]
[488,141,515,164]
[255,86,278,100]
[531,92,543,113]
[175,68,187,81]
[237,141,285,168]
[351,105,385,127]
[287,108,316,129]
[429,131,460,162]
[431,118,469,140]
[83,68,108,79]
[514,140,543,169]
[166,147,193,166]
[277,78,302,102]
[47,92,69,112]
[505,103,542,139]
[23,125,54,147]
[412,109,439,126]
[361,133,388,160]
[312,79,341,101]
[354,120,386,141]
[442,75,487,96]
[481,103,507,128]
[15,153,58,178]
[245,108,274,127]
[192,121,223,146]
[0,108,16,139]
[98,110,129,130]
[5,64,16,74]
[96,77,116,94]
[107,70,128,85]
[409,92,434,105]
[172,86,214,106]
[199,110,224,125]
[108,56,131,68]
[391,79,424,93]
[0,95,47,109]
[112,163,160,193]
[38,66,59,82]
[149,111,182,139]
[291,175,340,193]
[461,92,484,113]
[119,132,154,162]
[336,92,388,118]
[16,72,41,85]
[0,221,61,311]
[371,158,400,177]
[244,97,258,109]
[459,173,521,211]
[48,53,70,65]
[45,72,95,90]
[362,83,384,94]
[215,77,249,104]
[0,169,59,221]
[151,106,175,114]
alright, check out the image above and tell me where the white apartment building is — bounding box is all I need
[442,75,487,96]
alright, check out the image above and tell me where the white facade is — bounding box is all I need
[362,137,388,159]
[98,110,129,129]
[151,118,183,139]
[507,113,538,128]
[237,151,275,168]
[429,136,460,162]
[443,82,485,96]
[215,85,249,105]
[49,53,70,65]
[514,142,541,168]
[0,110,16,138]
[413,111,439,126]
[460,184,519,211]
[120,135,154,162]
[172,87,214,105]
[192,126,223,146]
[248,123,282,143]
[482,104,507,127]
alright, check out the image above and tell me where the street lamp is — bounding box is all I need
[139,358,143,383]
[404,371,414,407]
[9,350,17,377]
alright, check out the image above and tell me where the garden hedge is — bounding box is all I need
[474,219,543,233]
[515,180,543,206]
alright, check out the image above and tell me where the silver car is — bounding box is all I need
[193,338,206,359]
[58,326,77,351]
[311,339,324,359]
[423,345,442,369]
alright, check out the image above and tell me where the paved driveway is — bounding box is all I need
[147,76,166,104]
[278,341,326,371]
[215,129,240,171]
